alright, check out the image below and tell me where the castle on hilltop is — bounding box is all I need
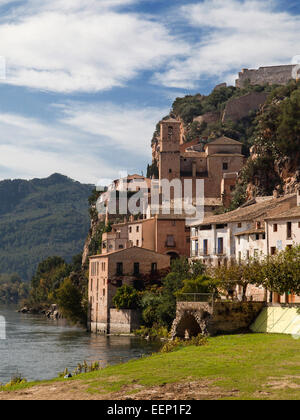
[236,64,299,88]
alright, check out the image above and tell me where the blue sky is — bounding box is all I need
[0,0,299,184]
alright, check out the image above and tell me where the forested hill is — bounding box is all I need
[0,173,93,281]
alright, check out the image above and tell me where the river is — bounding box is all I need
[0,306,160,385]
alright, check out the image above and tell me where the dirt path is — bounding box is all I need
[0,379,239,400]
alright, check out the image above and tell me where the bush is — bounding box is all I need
[160,335,208,353]
[112,285,140,310]
[135,324,169,340]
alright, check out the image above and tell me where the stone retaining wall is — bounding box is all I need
[171,301,264,338]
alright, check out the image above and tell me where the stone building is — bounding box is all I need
[89,247,170,333]
[158,118,245,207]
[102,214,190,260]
[235,65,297,88]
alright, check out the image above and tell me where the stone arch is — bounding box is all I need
[166,251,179,261]
[171,309,210,339]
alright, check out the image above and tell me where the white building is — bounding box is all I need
[190,194,296,267]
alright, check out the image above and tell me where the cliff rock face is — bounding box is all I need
[193,111,220,125]
[222,92,268,123]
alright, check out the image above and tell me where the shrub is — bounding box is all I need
[160,334,208,353]
[113,285,140,310]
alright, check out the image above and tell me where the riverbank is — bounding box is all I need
[1,333,300,400]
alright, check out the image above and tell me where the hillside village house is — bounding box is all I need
[102,214,190,260]
[190,194,296,266]
[89,247,170,334]
[190,192,300,302]
[156,118,246,211]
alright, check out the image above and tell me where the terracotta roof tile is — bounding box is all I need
[265,206,300,221]
[195,194,296,226]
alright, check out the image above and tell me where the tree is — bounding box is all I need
[262,246,300,296]
[177,274,219,298]
[213,259,266,301]
[112,285,140,310]
[56,278,87,325]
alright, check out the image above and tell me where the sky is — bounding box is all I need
[0,0,299,185]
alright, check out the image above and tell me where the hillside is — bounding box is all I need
[149,80,300,208]
[0,174,93,281]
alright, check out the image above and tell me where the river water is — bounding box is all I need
[0,306,160,385]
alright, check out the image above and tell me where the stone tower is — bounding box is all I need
[159,118,181,182]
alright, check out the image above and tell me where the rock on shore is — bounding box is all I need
[19,304,62,320]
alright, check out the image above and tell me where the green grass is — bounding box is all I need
[1,333,300,400]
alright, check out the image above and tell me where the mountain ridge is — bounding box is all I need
[0,173,93,281]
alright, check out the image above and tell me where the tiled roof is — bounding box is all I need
[195,194,296,226]
[161,117,181,124]
[205,136,243,146]
[264,206,300,221]
[89,246,170,259]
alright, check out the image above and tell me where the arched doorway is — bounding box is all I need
[167,252,179,261]
[175,312,202,339]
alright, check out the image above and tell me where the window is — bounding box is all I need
[168,126,173,137]
[119,245,124,249]
[271,247,276,256]
[136,226,139,233]
[169,168,172,174]
[247,250,250,260]
[129,227,132,233]
[238,251,242,263]
[151,263,157,274]
[262,233,266,240]
[216,224,227,229]
[238,236,240,245]
[298,222,300,229]
[133,263,140,276]
[223,162,228,170]
[90,278,93,291]
[256,221,261,229]
[136,240,139,247]
[103,289,105,297]
[116,262,123,276]
[203,239,208,256]
[217,238,224,255]
[273,224,278,233]
[166,235,175,247]
[237,223,242,228]
[287,222,292,239]
[256,234,260,241]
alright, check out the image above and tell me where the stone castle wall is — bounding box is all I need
[222,92,268,122]
[236,65,296,88]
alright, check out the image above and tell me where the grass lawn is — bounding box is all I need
[1,333,300,400]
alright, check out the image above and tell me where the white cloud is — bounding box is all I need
[0,101,166,183]
[154,0,300,88]
[59,102,167,156]
[0,0,187,93]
